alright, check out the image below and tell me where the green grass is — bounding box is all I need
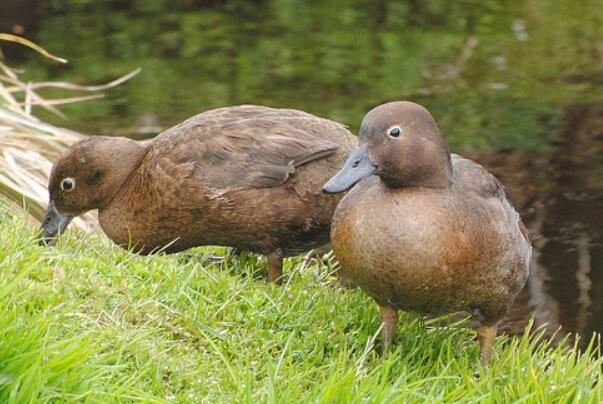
[1,207,602,403]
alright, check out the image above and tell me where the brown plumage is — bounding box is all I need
[40,105,357,282]
[322,101,532,364]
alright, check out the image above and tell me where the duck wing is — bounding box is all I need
[451,153,531,243]
[152,105,347,191]
[451,153,506,199]
[202,119,339,189]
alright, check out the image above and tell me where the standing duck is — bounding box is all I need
[39,105,356,283]
[322,101,531,364]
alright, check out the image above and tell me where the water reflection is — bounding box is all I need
[5,0,602,152]
[474,104,603,346]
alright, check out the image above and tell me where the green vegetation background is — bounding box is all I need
[15,0,603,151]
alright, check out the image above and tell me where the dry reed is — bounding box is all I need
[0,33,138,232]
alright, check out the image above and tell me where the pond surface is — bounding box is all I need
[2,0,602,347]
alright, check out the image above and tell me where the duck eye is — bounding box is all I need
[387,126,402,138]
[61,178,75,192]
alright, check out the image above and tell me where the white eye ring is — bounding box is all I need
[387,125,403,138]
[60,178,76,192]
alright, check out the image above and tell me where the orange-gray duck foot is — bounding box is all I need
[323,101,532,363]
[267,253,284,284]
[477,324,498,366]
[381,306,399,354]
[39,105,357,282]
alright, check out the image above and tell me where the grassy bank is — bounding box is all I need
[0,208,601,402]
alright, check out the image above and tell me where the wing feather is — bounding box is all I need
[150,106,344,191]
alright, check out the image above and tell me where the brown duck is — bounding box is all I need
[40,105,356,282]
[322,101,532,364]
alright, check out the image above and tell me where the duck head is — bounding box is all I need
[38,136,147,245]
[322,101,452,193]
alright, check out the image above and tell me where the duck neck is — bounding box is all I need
[381,149,453,190]
[96,138,149,211]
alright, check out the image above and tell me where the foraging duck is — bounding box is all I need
[39,105,356,283]
[322,101,531,364]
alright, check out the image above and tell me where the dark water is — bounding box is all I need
[2,1,602,346]
[474,105,603,346]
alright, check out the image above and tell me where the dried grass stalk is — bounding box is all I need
[0,34,139,232]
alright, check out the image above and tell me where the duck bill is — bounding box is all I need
[37,200,73,246]
[322,144,377,194]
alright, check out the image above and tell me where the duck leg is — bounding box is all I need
[380,306,398,353]
[477,323,498,365]
[230,247,244,257]
[335,268,356,289]
[267,254,284,284]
